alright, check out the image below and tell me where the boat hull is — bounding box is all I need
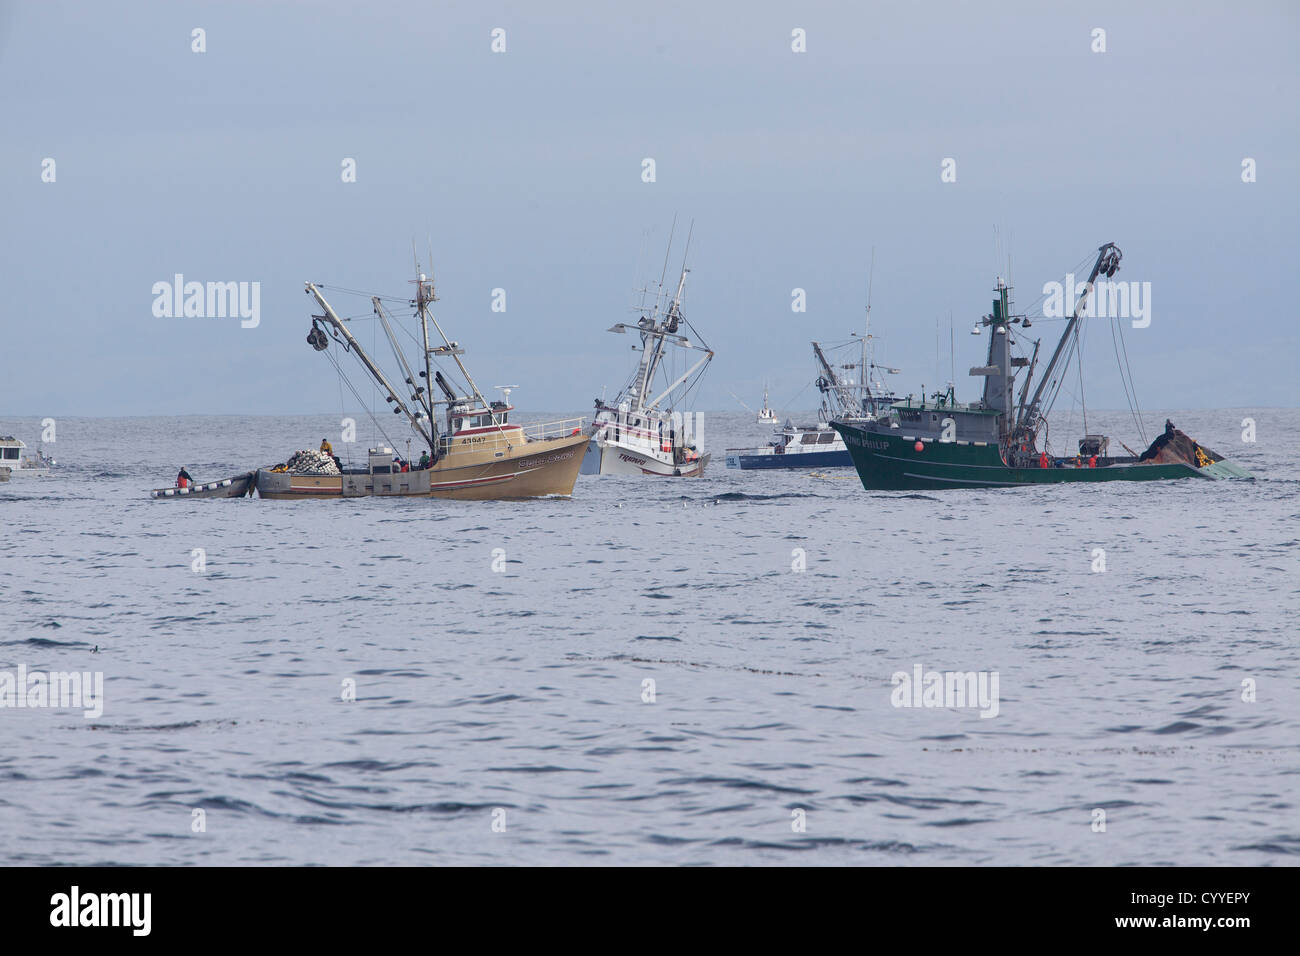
[150,472,257,499]
[835,422,1249,490]
[582,438,709,476]
[725,448,851,470]
[257,432,588,500]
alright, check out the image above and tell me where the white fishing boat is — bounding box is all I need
[582,229,714,478]
[756,385,778,423]
[0,436,56,477]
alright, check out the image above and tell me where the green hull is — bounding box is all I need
[835,422,1252,491]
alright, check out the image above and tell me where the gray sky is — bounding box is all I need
[3,0,1297,416]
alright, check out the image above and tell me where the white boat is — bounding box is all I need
[0,436,55,477]
[726,304,900,470]
[582,229,714,478]
[756,385,779,423]
[726,419,852,470]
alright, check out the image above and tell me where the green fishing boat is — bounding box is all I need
[834,242,1254,491]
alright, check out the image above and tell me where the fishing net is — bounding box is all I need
[1138,423,1222,468]
[279,449,341,476]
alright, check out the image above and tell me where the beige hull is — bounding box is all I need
[258,431,588,500]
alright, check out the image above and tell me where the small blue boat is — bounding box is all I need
[726,421,853,469]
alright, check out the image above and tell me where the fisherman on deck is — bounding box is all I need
[1164,419,1175,437]
[176,466,192,489]
[320,438,341,471]
[1039,451,1049,469]
[418,451,430,470]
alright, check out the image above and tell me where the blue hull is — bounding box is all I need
[725,448,852,470]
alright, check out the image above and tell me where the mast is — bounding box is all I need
[812,342,840,392]
[1018,242,1122,434]
[414,266,436,432]
[980,279,1015,426]
[420,290,492,417]
[608,225,710,419]
[645,345,713,410]
[1016,339,1041,417]
[306,282,436,450]
[373,296,432,425]
[860,249,875,413]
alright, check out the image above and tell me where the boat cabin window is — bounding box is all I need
[457,413,500,431]
[817,432,836,443]
[1,447,18,460]
[800,434,819,445]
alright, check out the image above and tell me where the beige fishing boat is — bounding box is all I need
[257,268,588,501]
[257,421,588,500]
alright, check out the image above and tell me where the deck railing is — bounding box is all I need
[518,417,587,441]
[431,418,588,461]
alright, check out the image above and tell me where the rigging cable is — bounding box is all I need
[1112,315,1148,444]
[323,345,398,450]
[1074,310,1088,435]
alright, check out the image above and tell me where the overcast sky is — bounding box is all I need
[3,0,1297,417]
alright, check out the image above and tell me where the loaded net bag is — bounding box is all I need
[282,449,341,475]
[1138,423,1223,468]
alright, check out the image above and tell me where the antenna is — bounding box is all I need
[865,246,876,332]
[949,311,955,385]
[1007,229,1013,292]
[935,316,941,386]
[494,384,519,406]
[658,215,677,295]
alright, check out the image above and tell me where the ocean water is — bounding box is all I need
[0,409,1296,866]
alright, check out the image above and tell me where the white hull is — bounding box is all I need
[581,438,708,477]
[0,437,54,477]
